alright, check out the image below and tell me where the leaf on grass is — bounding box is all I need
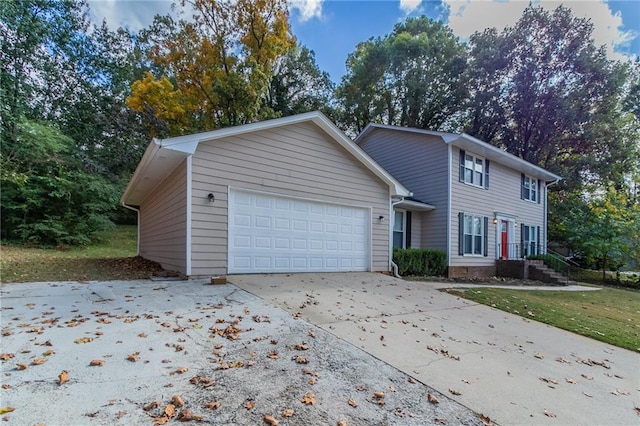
[263,415,279,425]
[127,352,140,362]
[449,388,461,395]
[58,370,69,385]
[348,398,358,407]
[479,413,492,425]
[16,363,27,371]
[0,407,15,415]
[427,393,439,404]
[74,337,93,344]
[301,392,316,405]
[32,357,47,365]
[204,401,220,410]
[282,408,294,417]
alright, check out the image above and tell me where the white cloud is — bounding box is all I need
[443,0,637,60]
[399,0,423,14]
[289,0,324,22]
[88,0,174,32]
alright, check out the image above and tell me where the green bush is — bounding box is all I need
[393,248,447,276]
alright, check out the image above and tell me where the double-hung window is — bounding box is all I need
[459,213,488,256]
[459,150,489,189]
[521,175,539,202]
[393,211,406,249]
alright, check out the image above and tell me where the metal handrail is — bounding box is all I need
[496,244,575,284]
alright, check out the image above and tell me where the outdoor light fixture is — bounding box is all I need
[378,215,385,222]
[493,218,498,224]
[208,193,215,203]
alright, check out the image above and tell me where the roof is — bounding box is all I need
[121,112,410,207]
[355,123,562,182]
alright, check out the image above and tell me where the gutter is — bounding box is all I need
[121,203,141,256]
[390,195,406,278]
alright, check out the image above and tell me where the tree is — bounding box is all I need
[336,17,468,135]
[1,119,120,245]
[565,189,640,279]
[265,44,335,117]
[127,0,295,136]
[465,5,637,192]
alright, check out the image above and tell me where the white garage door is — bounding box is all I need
[228,188,370,273]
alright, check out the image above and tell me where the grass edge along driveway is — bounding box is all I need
[452,287,640,352]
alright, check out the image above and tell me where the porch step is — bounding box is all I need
[528,263,576,286]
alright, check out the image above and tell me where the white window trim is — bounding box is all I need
[463,213,485,256]
[523,175,538,203]
[462,153,486,188]
[494,215,516,259]
[393,210,406,249]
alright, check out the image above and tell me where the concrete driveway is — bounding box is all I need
[0,279,481,425]
[231,273,640,426]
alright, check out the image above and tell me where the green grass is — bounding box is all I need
[1,226,165,283]
[456,287,640,352]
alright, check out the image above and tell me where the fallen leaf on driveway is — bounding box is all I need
[0,407,15,414]
[534,352,544,359]
[539,377,559,384]
[294,342,309,350]
[555,357,570,364]
[348,398,357,407]
[292,355,308,364]
[204,401,221,410]
[282,408,294,417]
[171,395,185,406]
[337,421,348,426]
[301,392,316,405]
[0,353,14,361]
[449,388,461,395]
[127,352,139,362]
[74,337,93,344]
[611,389,630,396]
[263,414,279,425]
[244,400,255,410]
[58,370,69,385]
[427,393,439,404]
[267,350,279,360]
[177,408,201,421]
[373,391,384,399]
[634,407,640,415]
[42,349,55,356]
[143,401,160,411]
[544,410,556,418]
[16,363,27,371]
[163,404,176,418]
[583,392,593,398]
[479,413,492,425]
[32,357,47,365]
[172,366,188,374]
[565,378,577,384]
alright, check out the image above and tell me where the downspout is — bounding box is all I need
[390,196,405,278]
[121,203,141,256]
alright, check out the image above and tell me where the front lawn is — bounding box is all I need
[455,287,640,352]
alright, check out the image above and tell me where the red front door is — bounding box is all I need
[501,220,508,259]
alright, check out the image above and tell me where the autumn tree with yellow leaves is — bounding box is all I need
[127,0,295,137]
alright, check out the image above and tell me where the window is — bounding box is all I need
[459,150,489,188]
[458,213,488,256]
[522,225,539,257]
[521,175,538,202]
[393,211,405,249]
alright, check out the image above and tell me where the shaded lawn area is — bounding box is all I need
[454,287,640,352]
[1,226,166,283]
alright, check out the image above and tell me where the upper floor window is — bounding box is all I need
[459,150,489,189]
[521,174,539,202]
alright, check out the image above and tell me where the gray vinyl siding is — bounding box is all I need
[450,147,546,267]
[359,130,449,252]
[190,122,391,276]
[139,160,187,273]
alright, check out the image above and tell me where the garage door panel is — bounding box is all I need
[228,189,370,273]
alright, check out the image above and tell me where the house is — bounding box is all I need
[356,124,562,278]
[121,112,410,277]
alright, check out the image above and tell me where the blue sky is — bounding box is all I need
[89,0,640,82]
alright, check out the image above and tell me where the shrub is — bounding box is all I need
[393,248,447,276]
